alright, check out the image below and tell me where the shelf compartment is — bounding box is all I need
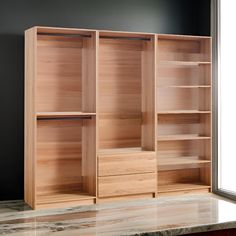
[157,35,211,62]
[157,113,211,139]
[157,64,211,87]
[37,191,96,205]
[158,183,211,193]
[157,87,211,111]
[36,31,96,113]
[36,117,96,207]
[98,33,155,151]
[158,156,211,171]
[158,167,211,194]
[157,139,211,167]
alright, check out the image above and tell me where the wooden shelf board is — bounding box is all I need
[157,134,211,141]
[159,60,211,66]
[37,112,96,118]
[157,34,211,40]
[157,85,211,88]
[158,156,211,166]
[158,183,211,193]
[99,147,155,156]
[157,110,211,114]
[37,191,95,205]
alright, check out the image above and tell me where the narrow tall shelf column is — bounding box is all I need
[25,27,98,209]
[156,34,212,195]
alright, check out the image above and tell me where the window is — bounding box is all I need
[216,0,236,196]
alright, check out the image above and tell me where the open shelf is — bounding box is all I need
[158,156,211,166]
[157,113,211,140]
[158,182,211,193]
[157,134,211,141]
[37,191,95,205]
[156,87,211,111]
[36,30,96,113]
[157,35,211,62]
[157,85,211,88]
[159,61,211,67]
[37,112,96,119]
[158,156,211,171]
[157,110,211,114]
[158,166,211,194]
[157,65,211,87]
[36,115,96,207]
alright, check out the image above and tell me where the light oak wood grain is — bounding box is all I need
[25,26,212,208]
[98,151,156,176]
[98,173,156,198]
[24,27,37,209]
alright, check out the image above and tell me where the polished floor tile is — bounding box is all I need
[0,194,236,235]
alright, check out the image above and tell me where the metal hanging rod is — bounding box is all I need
[37,32,91,38]
[37,116,92,121]
[100,35,151,41]
[38,33,150,41]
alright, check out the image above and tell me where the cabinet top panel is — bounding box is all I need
[26,26,211,39]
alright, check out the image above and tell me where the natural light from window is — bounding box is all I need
[219,0,236,193]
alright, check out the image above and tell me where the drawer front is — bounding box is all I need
[98,173,156,198]
[98,152,156,176]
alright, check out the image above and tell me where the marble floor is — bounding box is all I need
[0,194,236,236]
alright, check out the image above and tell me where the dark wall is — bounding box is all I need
[0,0,210,200]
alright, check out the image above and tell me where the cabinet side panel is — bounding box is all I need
[82,32,97,112]
[82,117,96,196]
[141,36,156,151]
[24,28,37,208]
[82,31,98,196]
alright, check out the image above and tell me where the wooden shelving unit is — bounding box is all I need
[156,34,212,195]
[25,27,97,209]
[97,30,157,199]
[25,26,212,209]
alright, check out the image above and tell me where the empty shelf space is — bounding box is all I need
[37,112,96,119]
[158,183,211,193]
[159,61,211,66]
[157,134,211,141]
[99,147,154,156]
[158,156,211,166]
[157,110,211,114]
[37,191,96,205]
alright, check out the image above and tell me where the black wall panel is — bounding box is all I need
[0,0,210,200]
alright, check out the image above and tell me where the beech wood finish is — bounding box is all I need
[25,26,212,209]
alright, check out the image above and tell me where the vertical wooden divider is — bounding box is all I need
[25,27,37,208]
[82,31,98,197]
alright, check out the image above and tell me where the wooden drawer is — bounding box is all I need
[98,151,156,176]
[98,173,156,197]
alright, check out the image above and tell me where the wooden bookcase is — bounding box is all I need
[25,27,212,209]
[156,35,212,195]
